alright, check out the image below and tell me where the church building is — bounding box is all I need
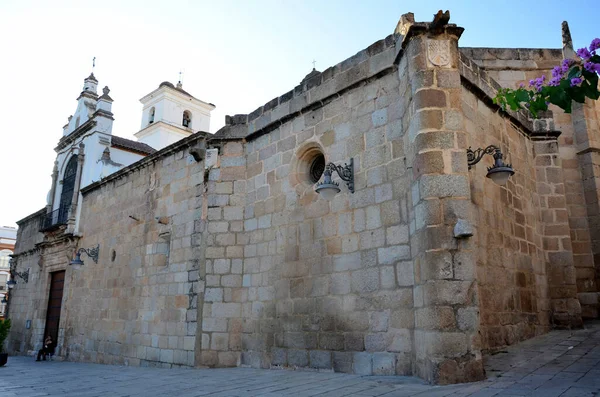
[7,12,600,385]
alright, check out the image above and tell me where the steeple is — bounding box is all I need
[83,73,98,95]
[135,80,215,150]
[63,73,100,136]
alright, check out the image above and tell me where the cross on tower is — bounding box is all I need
[312,59,316,69]
[179,70,183,83]
[92,57,96,71]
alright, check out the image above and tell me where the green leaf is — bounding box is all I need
[515,89,529,103]
[549,87,571,112]
[568,66,582,79]
[567,86,586,103]
[583,81,600,100]
[584,69,599,87]
[590,54,600,64]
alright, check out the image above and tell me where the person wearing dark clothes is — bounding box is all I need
[36,336,54,361]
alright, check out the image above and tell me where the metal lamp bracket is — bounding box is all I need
[467,145,500,170]
[9,259,29,283]
[326,158,355,193]
[77,244,100,264]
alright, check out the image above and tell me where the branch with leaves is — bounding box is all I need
[494,38,600,118]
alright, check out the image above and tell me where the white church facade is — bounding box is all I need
[43,73,215,235]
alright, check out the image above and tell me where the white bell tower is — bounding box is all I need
[134,81,215,150]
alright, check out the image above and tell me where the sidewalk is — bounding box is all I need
[1,322,600,396]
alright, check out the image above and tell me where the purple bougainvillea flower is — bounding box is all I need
[519,83,524,88]
[529,79,535,87]
[584,62,595,72]
[590,38,600,52]
[570,77,583,87]
[549,77,561,86]
[577,48,592,60]
[552,66,564,78]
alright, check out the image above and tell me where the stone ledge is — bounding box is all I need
[459,51,559,139]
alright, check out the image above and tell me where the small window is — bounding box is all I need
[75,117,80,128]
[309,153,325,184]
[182,110,192,128]
[149,107,155,124]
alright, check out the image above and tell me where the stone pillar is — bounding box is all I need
[67,143,85,232]
[563,21,600,317]
[534,136,582,328]
[47,160,59,213]
[403,17,484,384]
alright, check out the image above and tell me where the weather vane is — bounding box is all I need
[179,70,183,84]
[92,57,96,71]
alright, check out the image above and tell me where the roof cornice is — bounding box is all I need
[55,119,97,152]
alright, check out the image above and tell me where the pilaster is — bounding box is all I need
[403,14,484,384]
[66,143,85,233]
[47,160,59,213]
[563,21,600,317]
[533,138,583,328]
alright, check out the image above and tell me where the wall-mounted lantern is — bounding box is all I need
[9,258,29,284]
[467,145,515,186]
[315,158,355,201]
[69,244,100,269]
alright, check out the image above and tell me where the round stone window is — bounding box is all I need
[290,143,327,193]
[309,153,325,184]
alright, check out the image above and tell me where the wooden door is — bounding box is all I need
[44,271,65,343]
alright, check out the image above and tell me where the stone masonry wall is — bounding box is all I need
[462,88,550,349]
[8,209,46,354]
[462,46,599,319]
[67,139,206,367]
[201,43,413,375]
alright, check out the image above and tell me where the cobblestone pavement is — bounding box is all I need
[2,322,600,396]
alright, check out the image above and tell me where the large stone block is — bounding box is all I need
[373,352,397,375]
[351,268,380,293]
[309,350,332,369]
[288,349,309,367]
[353,352,373,375]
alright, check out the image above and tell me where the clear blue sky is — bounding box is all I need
[0,0,597,226]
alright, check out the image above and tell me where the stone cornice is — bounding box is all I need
[55,119,97,152]
[458,52,560,140]
[16,207,46,226]
[213,34,398,143]
[81,130,209,195]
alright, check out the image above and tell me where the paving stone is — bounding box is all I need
[4,322,600,395]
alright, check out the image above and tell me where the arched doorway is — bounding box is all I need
[58,155,78,224]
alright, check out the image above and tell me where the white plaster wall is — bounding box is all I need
[137,129,188,150]
[140,90,212,132]
[141,101,165,129]
[110,147,145,168]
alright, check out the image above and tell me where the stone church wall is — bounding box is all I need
[7,12,598,385]
[200,37,413,375]
[462,47,600,319]
[67,138,206,367]
[8,208,46,354]
[463,88,550,350]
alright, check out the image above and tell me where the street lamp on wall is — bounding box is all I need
[69,245,100,269]
[315,158,355,201]
[467,145,515,186]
